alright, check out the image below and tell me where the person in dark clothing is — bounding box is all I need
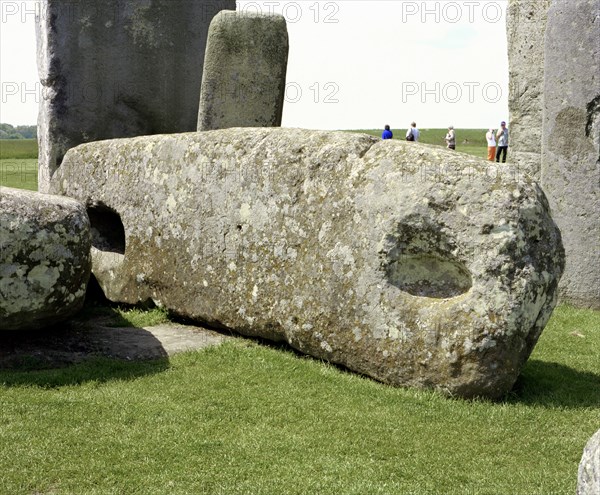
[382,125,393,140]
[496,121,509,162]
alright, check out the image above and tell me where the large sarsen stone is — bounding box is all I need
[198,11,289,131]
[507,0,551,179]
[36,0,235,192]
[541,0,600,309]
[50,128,564,398]
[0,187,91,331]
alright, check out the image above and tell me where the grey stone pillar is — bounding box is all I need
[36,0,235,192]
[197,11,289,131]
[507,0,551,179]
[541,0,600,309]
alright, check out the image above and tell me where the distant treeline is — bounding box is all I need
[0,124,37,140]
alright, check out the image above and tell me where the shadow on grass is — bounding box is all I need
[508,360,600,409]
[0,312,170,388]
[0,356,170,388]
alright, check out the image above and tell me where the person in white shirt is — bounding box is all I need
[406,122,420,142]
[445,126,456,150]
[486,128,497,161]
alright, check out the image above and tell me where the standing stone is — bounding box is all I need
[578,429,600,495]
[50,128,564,399]
[507,0,551,179]
[0,187,91,331]
[197,11,289,131]
[541,0,600,309]
[36,0,235,192]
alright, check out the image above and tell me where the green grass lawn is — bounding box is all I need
[0,305,598,495]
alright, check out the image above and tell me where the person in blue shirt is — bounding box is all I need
[382,125,393,140]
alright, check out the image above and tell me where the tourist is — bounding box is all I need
[445,126,456,150]
[486,128,497,161]
[496,121,509,162]
[382,125,393,140]
[406,122,420,142]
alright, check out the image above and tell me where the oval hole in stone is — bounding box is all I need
[87,205,126,255]
[386,254,472,299]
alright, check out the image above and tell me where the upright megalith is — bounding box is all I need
[541,0,600,309]
[0,187,91,331]
[507,0,551,179]
[50,128,564,398]
[197,11,289,131]
[36,0,235,192]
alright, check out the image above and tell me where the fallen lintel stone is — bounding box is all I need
[50,128,564,398]
[0,187,91,331]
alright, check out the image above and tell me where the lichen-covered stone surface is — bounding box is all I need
[507,0,551,179]
[578,429,600,495]
[541,0,600,309]
[50,128,564,398]
[0,187,91,331]
[36,0,235,192]
[197,11,288,131]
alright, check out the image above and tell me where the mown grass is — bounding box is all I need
[78,302,172,328]
[0,305,598,495]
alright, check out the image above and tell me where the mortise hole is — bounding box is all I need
[87,204,126,255]
[385,254,472,299]
[382,216,472,299]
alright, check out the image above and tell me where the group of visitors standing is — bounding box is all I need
[382,122,421,141]
[486,122,509,162]
[381,121,509,163]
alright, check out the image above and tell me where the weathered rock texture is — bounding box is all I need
[197,11,289,131]
[50,128,564,398]
[507,0,551,179]
[0,187,91,331]
[578,429,600,495]
[541,0,600,309]
[36,0,235,192]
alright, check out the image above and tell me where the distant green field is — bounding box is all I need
[0,159,38,191]
[351,128,489,160]
[0,139,39,191]
[0,139,38,159]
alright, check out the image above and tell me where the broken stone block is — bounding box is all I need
[50,128,564,398]
[541,0,600,309]
[197,11,289,131]
[36,0,236,192]
[0,187,91,331]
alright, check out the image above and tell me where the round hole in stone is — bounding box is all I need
[87,204,126,255]
[382,216,473,299]
[385,254,472,299]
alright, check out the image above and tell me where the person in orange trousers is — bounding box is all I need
[486,129,497,161]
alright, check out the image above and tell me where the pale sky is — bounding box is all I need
[0,0,509,129]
